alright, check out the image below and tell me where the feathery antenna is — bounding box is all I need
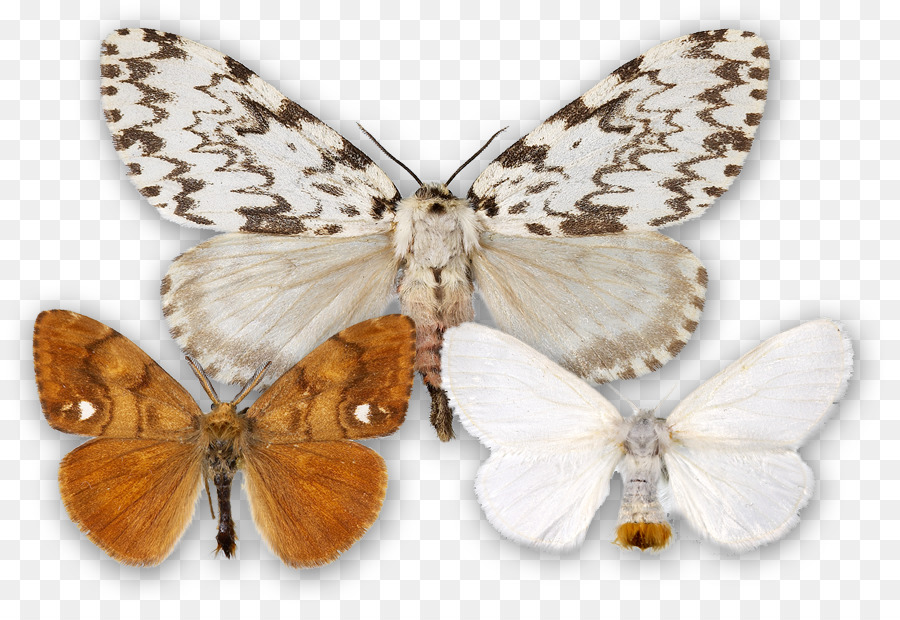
[230,361,272,406]
[186,356,220,404]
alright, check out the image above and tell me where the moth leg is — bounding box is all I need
[203,473,215,519]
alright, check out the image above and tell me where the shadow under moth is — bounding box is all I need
[34,309,415,567]
[101,28,768,441]
[440,320,852,552]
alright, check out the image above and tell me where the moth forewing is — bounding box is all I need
[33,310,203,440]
[101,28,401,237]
[469,30,769,234]
[244,314,416,443]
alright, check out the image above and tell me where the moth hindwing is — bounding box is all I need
[102,28,768,441]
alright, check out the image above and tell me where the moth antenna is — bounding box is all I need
[186,355,220,404]
[607,384,640,416]
[357,123,424,187]
[444,127,507,186]
[229,361,272,406]
[651,384,680,417]
[204,475,215,519]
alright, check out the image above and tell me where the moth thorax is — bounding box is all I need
[615,411,671,551]
[393,183,482,267]
[202,403,246,444]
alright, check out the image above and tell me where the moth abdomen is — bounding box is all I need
[614,475,672,551]
[212,468,237,558]
[616,412,672,551]
[207,440,240,559]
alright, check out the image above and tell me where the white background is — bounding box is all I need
[1,1,895,618]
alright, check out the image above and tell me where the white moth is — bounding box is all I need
[440,320,853,552]
[100,28,769,441]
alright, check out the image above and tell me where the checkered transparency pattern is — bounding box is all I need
[1,1,894,618]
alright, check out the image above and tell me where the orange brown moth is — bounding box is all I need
[33,309,415,567]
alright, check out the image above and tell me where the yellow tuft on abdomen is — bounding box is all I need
[614,522,672,551]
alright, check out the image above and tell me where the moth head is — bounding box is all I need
[412,183,463,214]
[413,183,454,200]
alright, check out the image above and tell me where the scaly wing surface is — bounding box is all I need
[246,315,416,442]
[34,310,201,439]
[102,28,400,237]
[242,441,389,568]
[470,30,768,237]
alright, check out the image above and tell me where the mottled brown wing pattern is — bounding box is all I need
[470,29,768,237]
[246,315,416,442]
[34,310,201,439]
[242,441,388,568]
[101,28,400,237]
[59,438,204,566]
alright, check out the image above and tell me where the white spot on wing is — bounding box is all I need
[78,401,96,421]
[354,404,371,423]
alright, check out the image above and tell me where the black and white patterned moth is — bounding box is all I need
[101,28,768,441]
